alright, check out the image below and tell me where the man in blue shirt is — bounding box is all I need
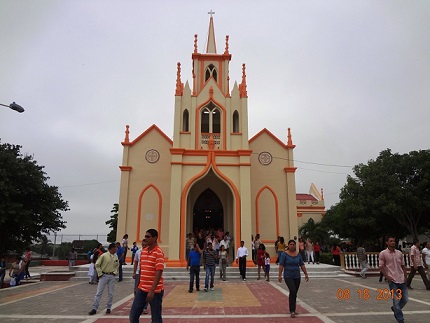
[187,243,202,293]
[115,242,125,282]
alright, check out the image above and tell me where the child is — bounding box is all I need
[130,242,138,265]
[264,252,271,282]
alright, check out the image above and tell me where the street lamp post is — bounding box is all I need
[0,102,25,113]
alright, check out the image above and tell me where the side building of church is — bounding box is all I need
[117,17,325,266]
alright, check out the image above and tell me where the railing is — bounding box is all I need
[340,252,411,270]
[201,133,221,149]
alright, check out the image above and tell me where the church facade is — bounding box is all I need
[117,17,324,266]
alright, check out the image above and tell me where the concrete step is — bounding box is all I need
[71,263,344,281]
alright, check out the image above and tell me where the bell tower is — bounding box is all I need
[167,13,253,265]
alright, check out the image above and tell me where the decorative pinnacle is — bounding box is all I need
[124,125,130,143]
[194,34,198,53]
[287,128,293,146]
[239,63,247,98]
[175,62,183,96]
[224,35,229,54]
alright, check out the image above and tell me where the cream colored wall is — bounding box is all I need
[117,129,172,249]
[249,131,296,243]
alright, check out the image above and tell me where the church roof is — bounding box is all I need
[296,193,318,201]
[249,128,290,149]
[122,124,173,146]
[206,13,217,53]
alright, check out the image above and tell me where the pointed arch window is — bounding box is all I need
[205,64,217,82]
[182,109,189,132]
[233,110,239,133]
[200,103,221,134]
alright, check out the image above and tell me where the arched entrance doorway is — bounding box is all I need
[193,188,223,231]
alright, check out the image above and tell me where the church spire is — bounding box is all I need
[206,10,217,53]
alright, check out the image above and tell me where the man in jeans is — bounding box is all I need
[379,236,409,323]
[88,243,119,315]
[356,244,368,279]
[129,229,164,323]
[407,239,430,290]
[187,243,202,293]
[203,242,217,291]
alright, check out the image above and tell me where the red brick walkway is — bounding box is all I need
[94,281,323,322]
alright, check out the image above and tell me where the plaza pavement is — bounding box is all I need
[1,264,429,322]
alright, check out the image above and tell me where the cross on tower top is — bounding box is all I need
[208,10,215,17]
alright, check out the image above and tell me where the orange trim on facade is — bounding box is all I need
[210,152,242,257]
[179,154,212,266]
[119,166,132,171]
[171,162,208,166]
[136,184,163,244]
[249,128,289,150]
[284,167,297,173]
[255,186,280,240]
[123,124,173,147]
[194,96,227,150]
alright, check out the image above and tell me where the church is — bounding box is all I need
[117,16,325,266]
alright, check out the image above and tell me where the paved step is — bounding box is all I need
[70,263,345,281]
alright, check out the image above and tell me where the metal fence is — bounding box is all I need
[44,234,109,245]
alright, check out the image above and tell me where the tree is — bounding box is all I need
[0,141,69,255]
[106,203,118,243]
[325,149,430,243]
[298,218,330,244]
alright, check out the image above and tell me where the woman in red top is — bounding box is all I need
[257,244,266,280]
[331,243,341,266]
[313,242,321,264]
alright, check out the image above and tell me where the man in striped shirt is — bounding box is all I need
[129,229,164,323]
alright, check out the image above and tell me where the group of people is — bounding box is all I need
[87,229,165,323]
[0,247,32,287]
[0,247,32,288]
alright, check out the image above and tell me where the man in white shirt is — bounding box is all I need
[422,241,430,282]
[236,241,248,281]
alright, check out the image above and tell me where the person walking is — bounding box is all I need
[356,244,368,279]
[88,243,119,315]
[68,248,77,271]
[236,240,249,281]
[0,256,6,288]
[187,243,202,292]
[331,243,341,266]
[406,239,430,290]
[116,242,125,282]
[129,229,165,323]
[132,239,149,314]
[186,233,195,261]
[277,237,287,264]
[253,234,262,265]
[305,239,314,264]
[278,239,309,318]
[257,244,266,280]
[219,245,228,281]
[379,236,409,323]
[203,242,218,291]
[422,241,430,282]
[23,247,32,279]
[121,234,129,265]
[130,242,138,266]
[314,241,321,264]
[264,252,271,282]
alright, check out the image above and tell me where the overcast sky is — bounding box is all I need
[1,1,429,240]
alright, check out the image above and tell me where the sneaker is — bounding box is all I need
[106,309,111,314]
[223,279,226,281]
[210,287,214,291]
[204,288,208,292]
[243,278,246,281]
[188,289,193,293]
[291,312,295,318]
[88,309,96,315]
